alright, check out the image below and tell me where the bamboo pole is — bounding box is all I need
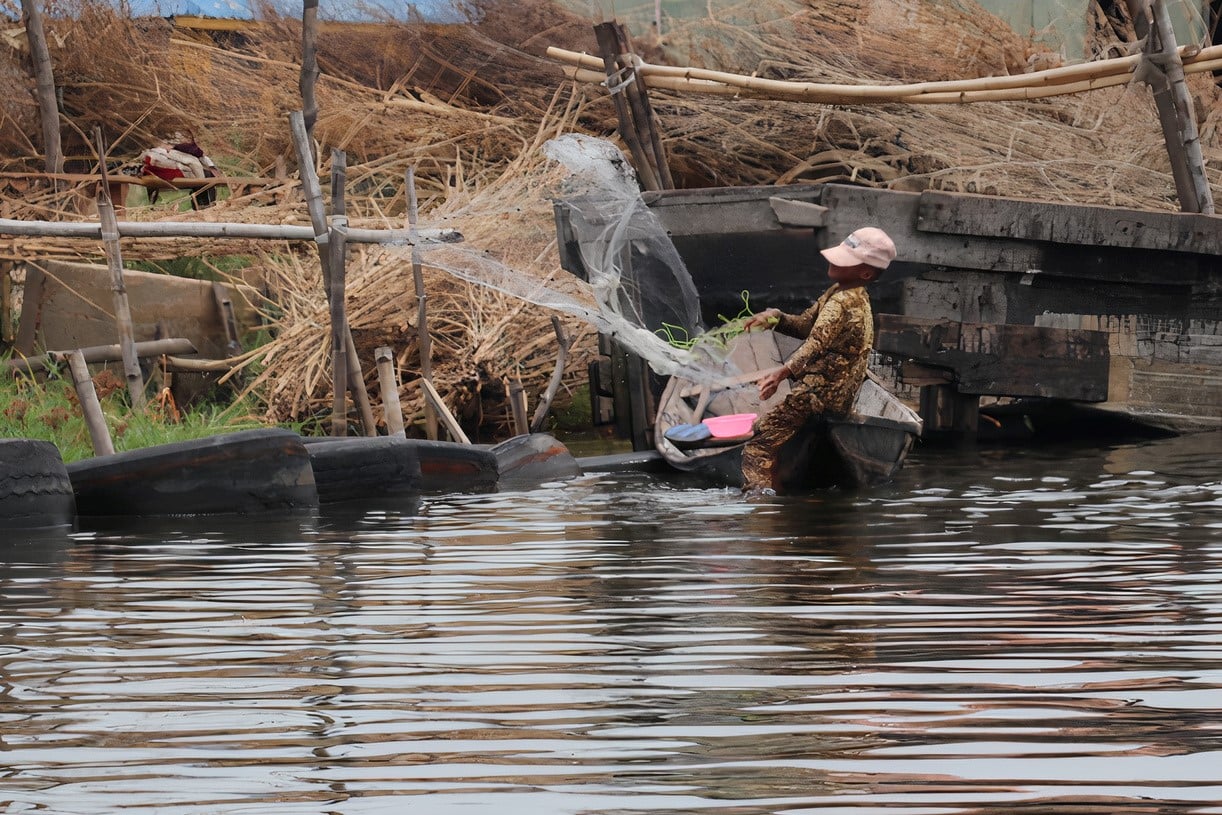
[530,316,573,433]
[289,112,376,435]
[67,351,115,457]
[0,216,459,244]
[7,338,197,375]
[550,43,1222,104]
[407,166,439,441]
[94,128,145,410]
[20,0,63,178]
[562,58,1222,104]
[374,346,405,436]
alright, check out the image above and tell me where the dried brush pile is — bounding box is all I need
[2,0,1219,436]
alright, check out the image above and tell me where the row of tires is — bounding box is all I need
[0,429,584,531]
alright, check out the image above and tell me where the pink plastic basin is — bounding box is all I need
[702,412,758,438]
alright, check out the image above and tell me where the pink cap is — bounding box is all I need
[820,227,896,270]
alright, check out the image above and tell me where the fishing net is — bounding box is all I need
[420,133,744,384]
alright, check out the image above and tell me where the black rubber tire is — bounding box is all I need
[0,438,76,530]
[67,428,318,517]
[305,436,424,504]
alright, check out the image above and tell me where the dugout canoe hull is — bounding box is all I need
[654,332,922,492]
[67,428,318,517]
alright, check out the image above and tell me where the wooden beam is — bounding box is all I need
[916,189,1222,253]
[7,338,197,375]
[821,185,1041,272]
[0,215,458,245]
[20,0,62,177]
[1125,0,1214,214]
[594,22,661,191]
[876,313,1110,401]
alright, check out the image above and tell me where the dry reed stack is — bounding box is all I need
[3,0,1221,436]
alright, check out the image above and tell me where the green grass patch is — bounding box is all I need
[2,364,268,464]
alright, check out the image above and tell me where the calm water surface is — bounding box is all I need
[2,432,1221,814]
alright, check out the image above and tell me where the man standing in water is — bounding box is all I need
[739,226,896,493]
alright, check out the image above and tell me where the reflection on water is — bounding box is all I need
[1,432,1220,814]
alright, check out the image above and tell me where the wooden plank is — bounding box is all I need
[876,313,1110,401]
[917,190,1222,253]
[768,197,828,227]
[14,263,44,355]
[646,186,825,236]
[820,185,1047,273]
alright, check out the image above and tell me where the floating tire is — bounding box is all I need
[490,433,581,489]
[67,428,318,517]
[0,438,76,530]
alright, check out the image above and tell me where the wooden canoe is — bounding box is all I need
[654,332,922,491]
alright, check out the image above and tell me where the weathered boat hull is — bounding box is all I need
[67,428,318,517]
[304,433,576,504]
[489,433,582,488]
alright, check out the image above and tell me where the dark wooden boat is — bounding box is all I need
[654,332,922,491]
[67,428,318,517]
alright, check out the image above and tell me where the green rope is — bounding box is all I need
[655,290,776,352]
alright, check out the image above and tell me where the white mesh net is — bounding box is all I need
[419,134,743,384]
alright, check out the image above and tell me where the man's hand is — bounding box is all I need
[742,308,781,332]
[756,365,791,401]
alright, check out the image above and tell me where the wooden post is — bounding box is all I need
[20,0,63,179]
[508,375,529,436]
[608,22,674,189]
[94,128,145,409]
[288,114,377,435]
[299,0,320,161]
[332,147,377,436]
[594,22,662,191]
[375,346,405,436]
[919,384,979,438]
[530,315,574,432]
[67,351,115,456]
[1125,0,1215,213]
[329,217,348,437]
[407,166,439,441]
[1,261,13,346]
